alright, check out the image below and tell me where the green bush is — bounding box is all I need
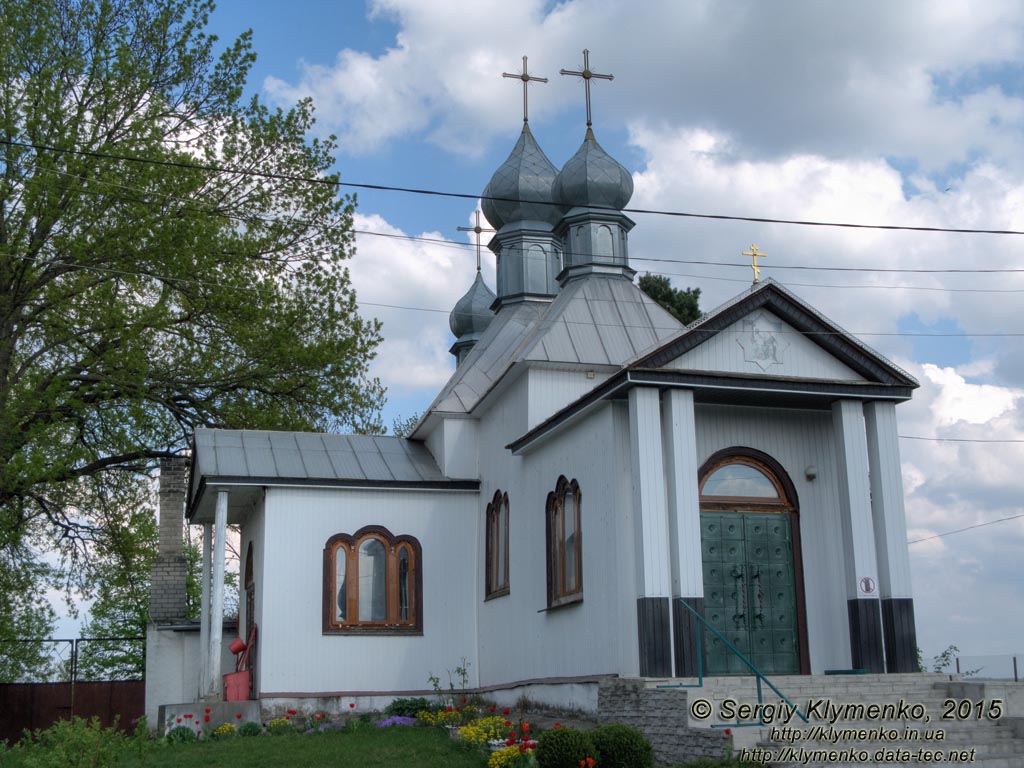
[535,726,599,768]
[165,725,198,744]
[267,717,296,735]
[591,724,653,768]
[15,717,125,768]
[385,697,435,718]
[239,721,263,737]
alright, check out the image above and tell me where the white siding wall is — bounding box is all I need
[258,486,478,694]
[476,373,639,687]
[693,403,852,672]
[425,418,479,479]
[527,368,610,429]
[667,311,865,381]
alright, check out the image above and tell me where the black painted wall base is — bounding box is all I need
[637,597,672,677]
[672,597,704,678]
[882,598,918,673]
[848,598,885,673]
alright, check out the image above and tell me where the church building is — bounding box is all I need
[145,63,920,724]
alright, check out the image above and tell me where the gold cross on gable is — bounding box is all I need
[742,244,768,284]
[503,55,548,124]
[560,49,614,128]
[458,209,496,272]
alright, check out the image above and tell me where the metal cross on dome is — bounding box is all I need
[742,244,768,284]
[458,209,495,272]
[560,49,614,128]
[503,55,548,124]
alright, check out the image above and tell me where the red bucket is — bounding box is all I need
[228,637,247,655]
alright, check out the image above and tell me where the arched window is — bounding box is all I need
[546,476,582,608]
[486,490,510,599]
[322,526,422,634]
[698,451,796,511]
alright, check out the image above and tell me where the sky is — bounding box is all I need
[185,0,1024,670]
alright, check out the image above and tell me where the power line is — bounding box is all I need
[907,513,1024,545]
[22,163,1024,288]
[900,435,1024,443]
[7,136,1024,237]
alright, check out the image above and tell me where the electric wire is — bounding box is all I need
[907,513,1024,545]
[6,136,1024,237]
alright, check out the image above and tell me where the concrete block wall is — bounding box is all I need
[149,456,189,622]
[597,678,730,765]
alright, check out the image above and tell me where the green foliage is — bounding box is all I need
[165,726,198,744]
[638,274,701,325]
[13,717,125,767]
[385,697,435,718]
[391,412,421,438]
[238,721,262,737]
[590,724,653,768]
[535,727,599,768]
[0,0,384,609]
[266,717,296,736]
[0,553,57,682]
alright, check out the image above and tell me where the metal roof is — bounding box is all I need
[191,428,456,490]
[424,275,683,417]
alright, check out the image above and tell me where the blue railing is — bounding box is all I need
[656,598,808,727]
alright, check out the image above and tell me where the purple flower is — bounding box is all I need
[376,716,416,728]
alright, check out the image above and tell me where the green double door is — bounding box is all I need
[700,511,801,675]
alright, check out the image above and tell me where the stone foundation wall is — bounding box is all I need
[597,678,730,766]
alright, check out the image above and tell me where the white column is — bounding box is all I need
[864,402,913,599]
[208,490,228,698]
[831,400,879,598]
[200,523,212,698]
[662,389,703,599]
[628,387,672,597]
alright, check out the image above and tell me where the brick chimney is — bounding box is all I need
[149,455,189,623]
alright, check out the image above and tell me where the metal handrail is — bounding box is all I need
[657,597,808,726]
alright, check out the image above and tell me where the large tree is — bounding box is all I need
[0,0,383,630]
[638,273,701,325]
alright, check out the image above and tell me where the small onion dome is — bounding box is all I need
[481,123,560,230]
[552,127,633,212]
[449,271,496,339]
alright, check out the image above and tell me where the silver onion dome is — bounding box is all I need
[449,271,496,339]
[481,123,560,230]
[552,128,633,212]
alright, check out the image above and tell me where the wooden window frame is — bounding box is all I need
[545,476,583,609]
[322,525,422,635]
[485,490,510,600]
[698,449,797,513]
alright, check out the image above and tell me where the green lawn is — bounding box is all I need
[4,724,490,768]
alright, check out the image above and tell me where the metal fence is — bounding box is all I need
[955,654,1022,681]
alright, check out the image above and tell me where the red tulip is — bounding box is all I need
[502,708,510,715]
[204,715,210,722]
[504,720,511,727]
[506,738,515,747]
[205,708,211,714]
[509,731,516,740]
[236,713,242,719]
[349,703,356,709]
[724,728,732,735]
[176,718,182,723]
[287,709,297,715]
[184,713,192,719]
[554,723,562,729]
[586,758,596,768]
[285,716,290,721]
[523,723,530,731]
[519,744,527,753]
[579,761,586,767]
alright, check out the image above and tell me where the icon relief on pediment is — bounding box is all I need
[737,311,790,372]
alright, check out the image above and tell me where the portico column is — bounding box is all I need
[662,389,704,677]
[832,400,884,672]
[628,387,673,676]
[207,490,228,698]
[865,401,918,672]
[200,523,212,697]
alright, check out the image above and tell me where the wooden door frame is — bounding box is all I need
[698,447,811,676]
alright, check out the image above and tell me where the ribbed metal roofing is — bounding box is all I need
[426,275,683,415]
[481,123,560,229]
[192,428,451,484]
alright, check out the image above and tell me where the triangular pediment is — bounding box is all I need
[631,280,918,387]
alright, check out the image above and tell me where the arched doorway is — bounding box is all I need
[699,448,809,676]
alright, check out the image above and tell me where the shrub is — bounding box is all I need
[385,697,435,718]
[17,717,125,768]
[266,717,295,735]
[591,724,653,768]
[535,726,599,768]
[458,715,509,746]
[238,721,263,737]
[212,723,238,739]
[165,725,198,744]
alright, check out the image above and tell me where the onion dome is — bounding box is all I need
[449,271,496,340]
[552,128,633,211]
[481,123,560,229]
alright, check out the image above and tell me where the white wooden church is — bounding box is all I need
[146,77,919,724]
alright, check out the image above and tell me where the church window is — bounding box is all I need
[486,490,510,599]
[546,476,582,608]
[323,526,422,634]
